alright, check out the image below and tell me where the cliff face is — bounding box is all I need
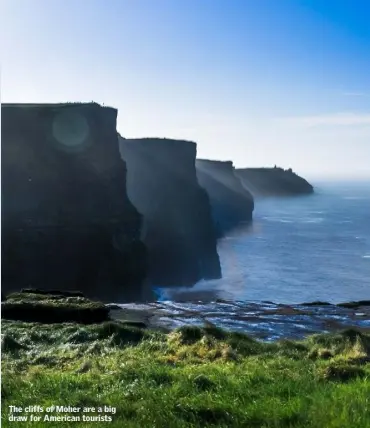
[236,167,314,197]
[2,103,148,302]
[196,159,254,237]
[119,136,221,287]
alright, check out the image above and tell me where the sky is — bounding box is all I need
[1,0,370,180]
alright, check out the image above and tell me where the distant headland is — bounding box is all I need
[236,166,314,197]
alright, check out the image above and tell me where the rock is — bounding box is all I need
[337,301,370,309]
[236,167,314,197]
[1,103,148,302]
[106,303,123,310]
[2,293,110,324]
[119,136,221,287]
[196,159,254,237]
[302,301,333,306]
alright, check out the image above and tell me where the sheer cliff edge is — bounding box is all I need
[119,136,222,287]
[196,159,254,237]
[1,103,148,302]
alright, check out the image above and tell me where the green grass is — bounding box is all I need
[5,292,103,308]
[2,318,370,428]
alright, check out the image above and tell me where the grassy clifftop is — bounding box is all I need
[1,293,370,427]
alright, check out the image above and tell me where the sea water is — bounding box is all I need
[159,181,370,304]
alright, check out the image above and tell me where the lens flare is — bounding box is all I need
[52,110,90,152]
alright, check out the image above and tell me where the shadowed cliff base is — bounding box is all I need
[1,103,149,302]
[196,159,254,237]
[119,136,221,288]
[236,167,314,197]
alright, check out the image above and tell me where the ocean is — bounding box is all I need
[159,181,370,304]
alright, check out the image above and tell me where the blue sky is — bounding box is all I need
[1,0,370,180]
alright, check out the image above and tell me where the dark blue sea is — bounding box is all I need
[159,181,370,304]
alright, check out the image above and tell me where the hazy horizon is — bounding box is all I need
[1,0,369,180]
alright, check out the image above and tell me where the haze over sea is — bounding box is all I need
[159,181,370,304]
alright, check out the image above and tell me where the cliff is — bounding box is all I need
[1,103,148,302]
[236,167,314,197]
[119,136,221,287]
[196,159,254,237]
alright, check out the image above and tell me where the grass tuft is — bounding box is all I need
[318,363,367,382]
[192,374,217,391]
[1,334,26,353]
[176,326,203,344]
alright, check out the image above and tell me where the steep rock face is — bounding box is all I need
[236,167,314,197]
[2,103,148,302]
[196,159,254,237]
[119,136,221,287]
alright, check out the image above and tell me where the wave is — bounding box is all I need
[262,217,294,223]
[303,218,324,223]
[342,196,369,200]
[262,216,325,224]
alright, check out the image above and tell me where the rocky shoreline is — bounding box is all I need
[2,290,369,342]
[109,299,370,342]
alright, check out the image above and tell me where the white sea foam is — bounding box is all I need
[343,196,369,200]
[300,218,324,223]
[262,216,294,223]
